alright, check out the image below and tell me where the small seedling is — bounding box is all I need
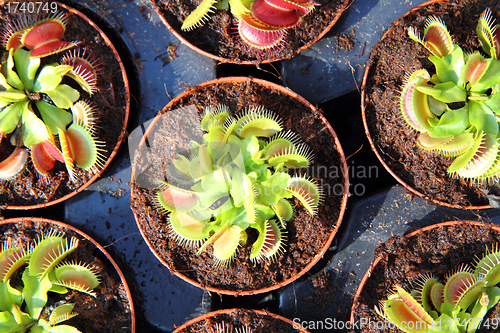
[376,244,500,333]
[180,0,318,50]
[156,104,323,266]
[0,230,100,333]
[0,12,105,184]
[400,9,500,181]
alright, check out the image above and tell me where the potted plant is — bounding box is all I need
[0,1,130,209]
[172,308,310,332]
[361,0,499,209]
[0,217,135,332]
[151,0,349,64]
[351,220,500,333]
[130,77,348,295]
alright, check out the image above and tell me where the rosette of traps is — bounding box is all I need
[376,244,500,333]
[400,8,500,182]
[0,11,105,185]
[156,104,323,266]
[180,0,318,50]
[0,231,100,332]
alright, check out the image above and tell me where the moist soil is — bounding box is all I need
[176,309,305,332]
[351,222,500,333]
[153,0,347,63]
[0,219,132,332]
[0,3,128,207]
[363,0,500,207]
[130,78,345,292]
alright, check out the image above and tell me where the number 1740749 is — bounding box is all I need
[4,2,58,14]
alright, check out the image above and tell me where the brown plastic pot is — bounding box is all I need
[361,0,492,210]
[0,1,130,210]
[151,0,349,64]
[172,308,310,332]
[0,217,136,332]
[350,220,500,326]
[130,76,349,295]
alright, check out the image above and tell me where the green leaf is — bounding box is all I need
[486,93,500,115]
[13,48,40,92]
[429,314,460,333]
[469,101,498,135]
[230,168,254,207]
[0,281,22,312]
[0,101,25,134]
[35,101,72,134]
[425,82,466,103]
[429,46,465,85]
[428,106,470,137]
[8,50,25,91]
[10,304,33,327]
[22,105,51,147]
[471,59,500,92]
[200,167,231,193]
[33,65,72,93]
[42,325,81,333]
[22,270,52,320]
[0,91,28,103]
[260,172,290,206]
[0,72,13,91]
[229,0,251,17]
[231,205,251,230]
[0,311,24,332]
[254,203,275,223]
[44,85,80,109]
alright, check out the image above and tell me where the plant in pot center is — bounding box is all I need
[0,232,100,332]
[0,12,103,185]
[130,77,348,294]
[0,217,135,332]
[361,0,500,208]
[377,245,500,332]
[155,103,322,265]
[351,221,500,333]
[0,1,130,209]
[181,0,318,51]
[401,8,500,181]
[152,0,349,63]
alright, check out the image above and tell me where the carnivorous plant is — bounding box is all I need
[156,104,322,266]
[400,8,500,181]
[180,0,318,50]
[0,230,100,332]
[0,12,104,184]
[376,244,500,333]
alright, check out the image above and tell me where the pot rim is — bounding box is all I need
[360,0,491,210]
[3,1,130,210]
[349,219,500,324]
[150,0,350,65]
[172,308,309,332]
[130,76,349,296]
[0,216,136,332]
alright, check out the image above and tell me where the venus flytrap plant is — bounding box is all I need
[0,12,105,184]
[156,104,322,266]
[180,0,318,50]
[376,245,500,333]
[401,9,500,182]
[0,231,100,333]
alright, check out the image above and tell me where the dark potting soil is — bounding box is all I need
[0,219,132,332]
[177,309,305,332]
[0,2,128,207]
[351,222,500,333]
[363,0,500,207]
[153,0,348,63]
[130,78,346,292]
